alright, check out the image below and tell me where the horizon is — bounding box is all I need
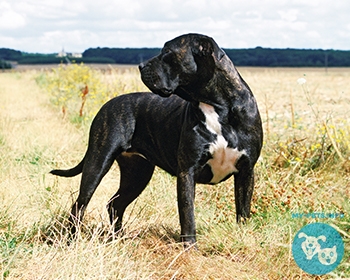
[3,45,350,56]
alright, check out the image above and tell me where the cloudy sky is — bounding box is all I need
[1,0,349,53]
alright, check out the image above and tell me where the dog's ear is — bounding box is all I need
[193,36,225,61]
[298,232,308,239]
[317,235,327,242]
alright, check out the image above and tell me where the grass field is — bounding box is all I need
[0,65,349,279]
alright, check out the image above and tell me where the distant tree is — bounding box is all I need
[0,48,22,61]
[0,59,12,69]
[83,48,160,64]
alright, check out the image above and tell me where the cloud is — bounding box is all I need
[0,1,26,30]
[0,0,349,52]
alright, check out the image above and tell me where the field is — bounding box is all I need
[0,65,349,279]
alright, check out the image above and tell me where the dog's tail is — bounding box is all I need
[50,158,84,177]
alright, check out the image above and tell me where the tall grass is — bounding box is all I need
[0,66,349,279]
[35,64,148,124]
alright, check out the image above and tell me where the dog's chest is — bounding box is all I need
[199,103,245,184]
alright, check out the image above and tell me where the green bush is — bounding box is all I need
[0,59,12,69]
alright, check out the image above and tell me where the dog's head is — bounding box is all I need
[139,33,225,101]
[298,232,326,249]
[298,232,326,259]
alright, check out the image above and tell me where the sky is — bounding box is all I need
[1,0,349,53]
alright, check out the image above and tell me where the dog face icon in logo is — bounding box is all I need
[292,223,344,275]
[298,232,326,260]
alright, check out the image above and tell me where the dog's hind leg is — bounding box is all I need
[234,168,255,223]
[69,148,118,236]
[107,153,155,233]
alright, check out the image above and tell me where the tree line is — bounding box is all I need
[83,47,350,67]
[1,47,350,68]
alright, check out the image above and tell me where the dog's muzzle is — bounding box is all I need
[139,62,173,97]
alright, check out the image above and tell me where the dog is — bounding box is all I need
[298,232,327,260]
[50,33,263,246]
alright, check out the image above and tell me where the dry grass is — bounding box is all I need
[0,66,349,279]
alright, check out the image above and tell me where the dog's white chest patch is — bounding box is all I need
[199,103,246,184]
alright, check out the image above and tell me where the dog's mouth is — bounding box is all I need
[143,84,173,97]
[157,88,173,97]
[155,86,194,101]
[140,66,173,97]
[146,84,175,99]
[140,73,175,97]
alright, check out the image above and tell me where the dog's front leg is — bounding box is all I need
[177,170,196,247]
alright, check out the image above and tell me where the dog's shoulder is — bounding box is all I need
[108,92,186,106]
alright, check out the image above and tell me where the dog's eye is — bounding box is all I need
[162,48,171,55]
[162,49,173,63]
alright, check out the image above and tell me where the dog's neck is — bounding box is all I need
[213,54,254,105]
[179,54,259,124]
